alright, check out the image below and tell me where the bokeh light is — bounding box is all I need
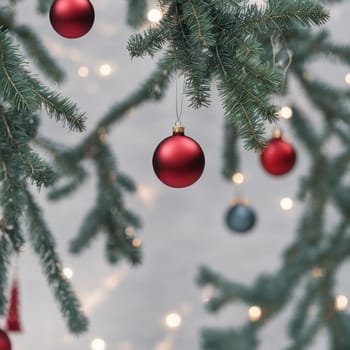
[147,8,163,23]
[78,66,89,77]
[279,106,293,119]
[125,226,135,237]
[280,197,293,211]
[165,313,182,328]
[62,267,73,279]
[91,338,106,350]
[99,64,112,77]
[345,73,350,84]
[232,172,244,185]
[132,238,142,247]
[248,306,262,322]
[335,295,348,311]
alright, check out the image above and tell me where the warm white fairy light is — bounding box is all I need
[345,73,350,84]
[132,238,142,247]
[91,338,106,350]
[280,197,293,211]
[147,8,163,23]
[125,226,135,237]
[165,313,182,328]
[99,64,112,77]
[62,267,73,279]
[248,306,262,322]
[232,172,244,185]
[279,106,293,119]
[311,267,324,278]
[201,285,214,303]
[137,184,157,205]
[335,295,349,311]
[78,66,89,77]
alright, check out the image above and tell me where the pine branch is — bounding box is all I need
[239,0,329,33]
[0,235,10,315]
[127,0,147,27]
[24,189,88,334]
[0,30,40,112]
[14,25,65,83]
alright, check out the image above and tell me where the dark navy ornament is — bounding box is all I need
[225,203,256,233]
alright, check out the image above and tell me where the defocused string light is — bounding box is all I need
[99,64,112,77]
[147,8,163,23]
[280,197,293,211]
[248,306,262,322]
[62,267,73,279]
[125,226,135,237]
[132,238,142,247]
[201,285,214,303]
[232,172,244,185]
[279,106,293,119]
[335,295,348,311]
[311,267,324,278]
[345,73,350,84]
[91,338,106,350]
[165,312,182,328]
[78,66,89,77]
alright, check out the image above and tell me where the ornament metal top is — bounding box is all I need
[152,126,205,188]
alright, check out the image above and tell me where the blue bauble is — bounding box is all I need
[225,203,256,233]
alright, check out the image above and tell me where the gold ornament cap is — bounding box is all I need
[172,125,185,135]
[272,128,282,139]
[231,197,249,206]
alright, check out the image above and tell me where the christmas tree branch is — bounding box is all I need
[24,188,89,334]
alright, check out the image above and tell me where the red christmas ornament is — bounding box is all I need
[50,0,95,38]
[6,279,21,332]
[153,126,205,188]
[0,330,11,350]
[260,130,296,176]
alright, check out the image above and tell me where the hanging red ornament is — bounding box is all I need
[153,126,205,188]
[6,279,21,332]
[0,330,11,350]
[260,129,296,176]
[50,0,95,39]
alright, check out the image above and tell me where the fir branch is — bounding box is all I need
[0,235,10,315]
[127,0,147,28]
[24,189,89,334]
[29,78,86,132]
[69,209,101,254]
[222,121,240,180]
[239,0,329,33]
[0,30,40,112]
[14,25,65,83]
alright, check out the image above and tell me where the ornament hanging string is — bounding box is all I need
[270,32,293,119]
[175,71,186,126]
[270,32,293,92]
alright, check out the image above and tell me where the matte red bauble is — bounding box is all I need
[50,0,95,38]
[153,127,205,188]
[260,131,296,176]
[0,330,11,350]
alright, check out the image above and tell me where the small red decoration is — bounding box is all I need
[153,126,205,188]
[0,330,11,350]
[260,130,296,176]
[6,279,21,332]
[50,0,95,39]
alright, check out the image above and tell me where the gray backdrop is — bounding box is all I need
[4,1,350,349]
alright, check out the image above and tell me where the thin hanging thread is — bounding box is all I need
[270,32,293,122]
[270,32,293,92]
[175,71,185,126]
